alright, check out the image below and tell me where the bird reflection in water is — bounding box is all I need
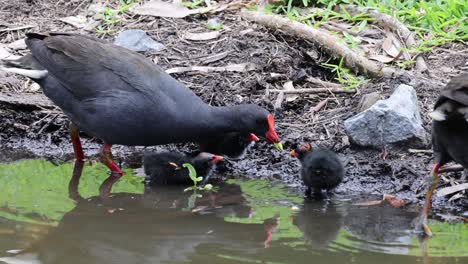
[8,161,279,264]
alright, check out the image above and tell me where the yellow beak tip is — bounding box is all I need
[274,142,283,151]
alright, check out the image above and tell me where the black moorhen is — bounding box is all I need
[199,132,259,159]
[290,143,344,198]
[143,151,223,186]
[0,33,282,176]
[417,73,468,237]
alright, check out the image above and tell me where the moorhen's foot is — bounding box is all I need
[414,215,433,237]
[69,122,85,162]
[100,143,125,176]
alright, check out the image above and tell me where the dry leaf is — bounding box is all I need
[184,31,220,41]
[283,81,298,102]
[382,35,401,58]
[368,54,395,63]
[0,46,20,60]
[131,0,191,18]
[7,39,26,50]
[311,99,328,112]
[59,15,97,31]
[383,194,407,208]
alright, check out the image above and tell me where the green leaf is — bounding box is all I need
[182,163,198,183]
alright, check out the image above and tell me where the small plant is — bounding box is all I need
[96,0,137,33]
[321,57,366,89]
[206,21,223,30]
[181,0,204,9]
[182,163,213,192]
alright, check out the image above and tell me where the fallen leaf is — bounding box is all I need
[184,31,220,41]
[59,15,97,31]
[131,0,191,18]
[283,81,298,102]
[368,54,395,63]
[310,99,328,112]
[383,194,407,208]
[0,46,20,60]
[382,35,401,58]
[7,39,26,50]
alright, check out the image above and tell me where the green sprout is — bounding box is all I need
[182,163,213,192]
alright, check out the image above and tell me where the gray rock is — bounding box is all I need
[114,29,165,52]
[357,92,381,112]
[344,84,427,148]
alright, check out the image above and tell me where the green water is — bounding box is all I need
[0,159,466,264]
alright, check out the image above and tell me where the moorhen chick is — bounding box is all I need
[417,73,468,237]
[290,143,344,198]
[198,132,259,159]
[0,33,282,176]
[143,151,223,186]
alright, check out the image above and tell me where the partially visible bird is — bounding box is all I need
[0,32,282,176]
[143,151,223,186]
[199,132,259,159]
[290,143,344,198]
[417,73,468,237]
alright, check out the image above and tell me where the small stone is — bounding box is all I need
[357,92,381,112]
[344,84,427,148]
[114,29,165,52]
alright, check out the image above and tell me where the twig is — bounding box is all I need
[165,63,259,74]
[240,10,406,78]
[0,25,35,33]
[269,88,356,94]
[408,148,432,154]
[343,5,428,73]
[439,164,464,173]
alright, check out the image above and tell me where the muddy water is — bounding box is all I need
[0,159,466,264]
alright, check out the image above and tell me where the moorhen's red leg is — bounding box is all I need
[417,163,441,237]
[69,123,85,161]
[100,143,124,176]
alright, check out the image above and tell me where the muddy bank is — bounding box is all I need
[1,0,467,213]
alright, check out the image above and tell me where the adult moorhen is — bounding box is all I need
[417,73,468,237]
[0,32,282,176]
[290,143,344,198]
[143,151,223,186]
[198,132,259,159]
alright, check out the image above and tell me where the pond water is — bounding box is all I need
[0,159,466,264]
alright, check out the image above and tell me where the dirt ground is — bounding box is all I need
[0,0,467,214]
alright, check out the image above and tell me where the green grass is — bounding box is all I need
[96,0,138,33]
[268,0,467,86]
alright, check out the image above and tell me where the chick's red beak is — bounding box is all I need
[265,114,282,150]
[289,150,298,157]
[211,155,224,164]
[249,133,260,142]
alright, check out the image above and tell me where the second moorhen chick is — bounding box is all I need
[417,73,468,237]
[0,33,282,176]
[290,143,344,198]
[198,132,259,159]
[143,151,223,186]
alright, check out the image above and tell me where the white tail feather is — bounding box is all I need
[0,66,48,79]
[428,110,446,121]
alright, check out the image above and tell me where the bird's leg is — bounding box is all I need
[99,174,121,200]
[305,187,312,198]
[68,159,85,201]
[416,163,441,237]
[69,123,85,162]
[99,143,124,176]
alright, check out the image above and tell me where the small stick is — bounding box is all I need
[439,164,464,173]
[240,10,405,78]
[436,183,468,197]
[269,88,356,94]
[0,25,35,33]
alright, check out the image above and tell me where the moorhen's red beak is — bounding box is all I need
[211,155,224,164]
[265,114,283,150]
[289,150,298,157]
[249,133,260,142]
